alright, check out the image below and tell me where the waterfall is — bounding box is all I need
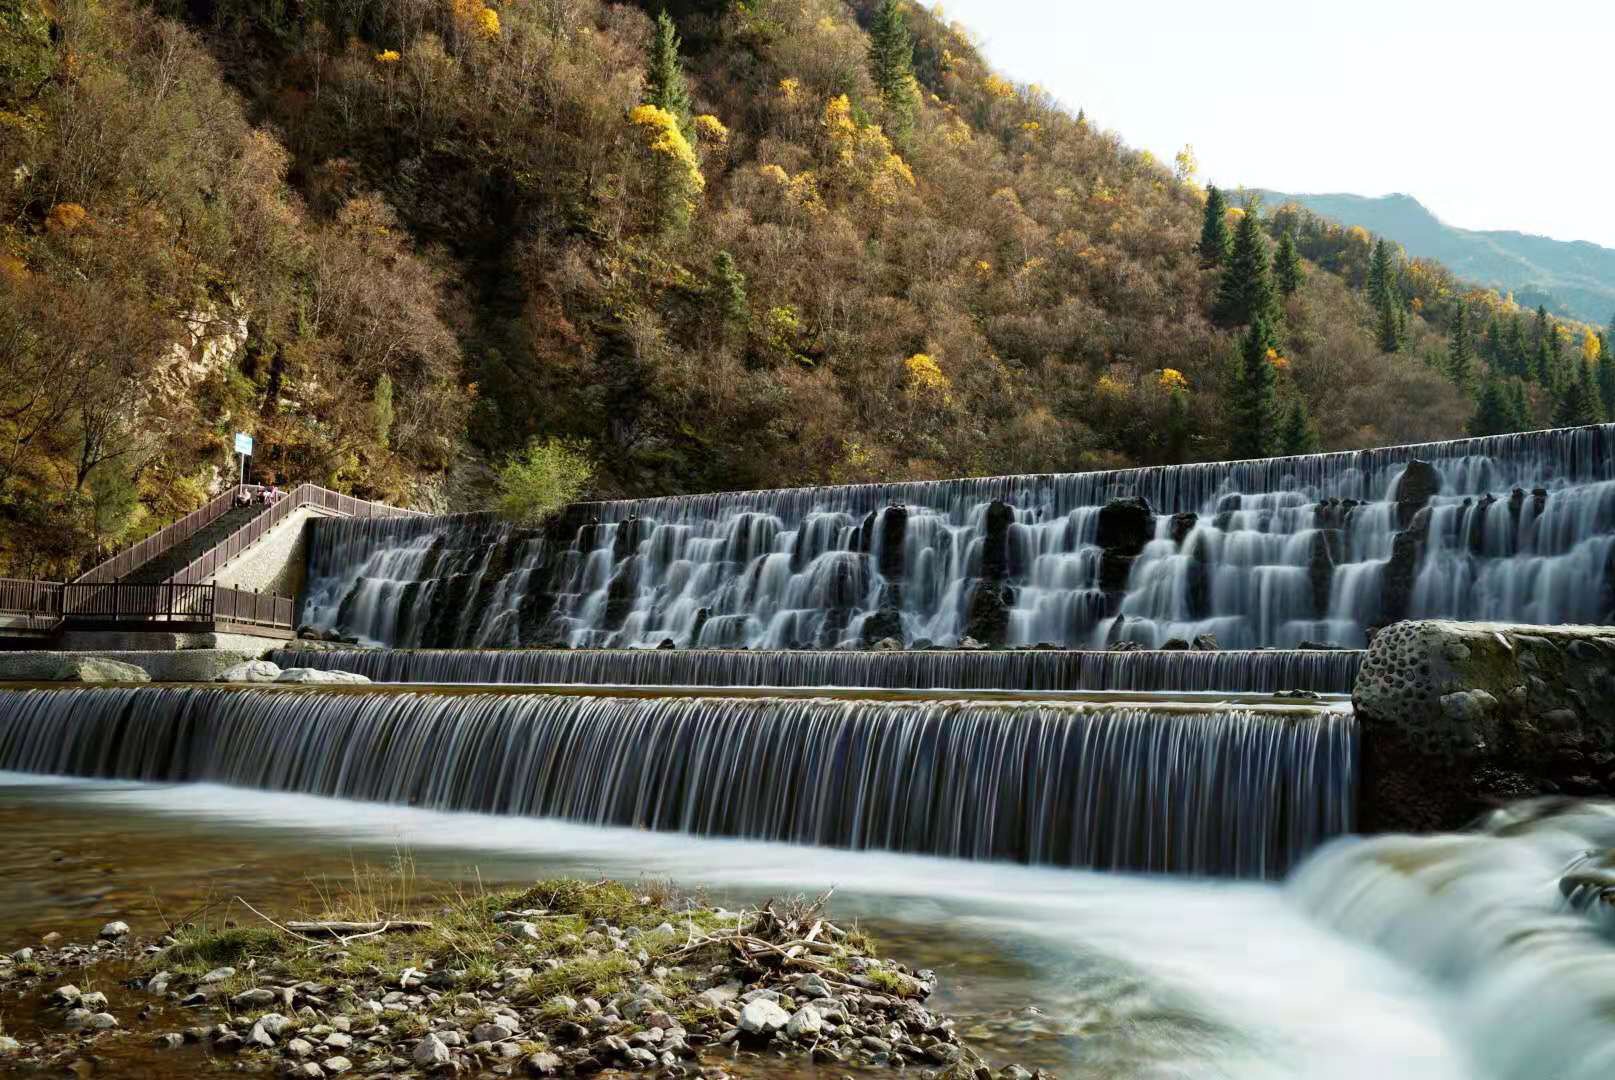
[301,424,1615,651]
[0,687,1356,878]
[268,645,1363,692]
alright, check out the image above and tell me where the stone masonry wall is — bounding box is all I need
[1354,620,1615,831]
[211,507,336,599]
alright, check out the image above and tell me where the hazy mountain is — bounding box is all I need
[1254,191,1615,324]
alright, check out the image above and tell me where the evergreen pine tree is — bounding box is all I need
[644,10,692,135]
[1599,333,1615,417]
[1483,315,1504,366]
[1198,186,1231,268]
[1274,229,1303,296]
[1446,304,1473,388]
[1212,205,1277,332]
[1531,306,1552,384]
[867,0,918,137]
[1503,316,1528,378]
[1470,379,1515,437]
[1277,397,1319,455]
[1507,379,1532,430]
[1229,316,1278,458]
[1547,320,1566,392]
[711,251,748,327]
[1367,239,1396,310]
[1376,293,1402,353]
[1554,358,1605,427]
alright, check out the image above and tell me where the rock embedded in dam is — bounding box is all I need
[299,425,1615,652]
[1353,619,1615,830]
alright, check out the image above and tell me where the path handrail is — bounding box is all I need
[165,483,422,587]
[0,578,64,630]
[72,485,256,586]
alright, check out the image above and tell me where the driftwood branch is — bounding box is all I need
[284,919,432,937]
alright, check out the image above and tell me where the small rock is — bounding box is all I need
[471,1022,513,1043]
[201,966,237,984]
[78,991,108,1011]
[285,1037,316,1059]
[50,984,82,1006]
[413,1034,451,1067]
[321,1055,353,1074]
[274,668,371,685]
[323,1031,353,1050]
[234,988,279,1008]
[287,1065,326,1079]
[785,1005,822,1039]
[10,948,33,963]
[523,1050,563,1076]
[83,1013,117,1031]
[738,998,790,1036]
[154,1033,185,1050]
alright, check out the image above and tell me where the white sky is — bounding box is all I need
[936,0,1615,248]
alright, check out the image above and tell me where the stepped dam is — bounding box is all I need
[300,425,1615,654]
[267,645,1364,693]
[0,685,1355,878]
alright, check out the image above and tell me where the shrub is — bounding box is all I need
[495,437,593,525]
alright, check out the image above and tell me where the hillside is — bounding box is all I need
[1255,190,1615,323]
[0,0,1604,577]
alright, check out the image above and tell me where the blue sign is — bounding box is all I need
[234,432,253,456]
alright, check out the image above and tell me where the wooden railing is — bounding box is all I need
[165,483,422,587]
[0,579,64,630]
[72,486,258,586]
[0,581,295,630]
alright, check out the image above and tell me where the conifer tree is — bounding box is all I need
[867,0,918,137]
[1229,317,1277,458]
[1367,239,1396,310]
[1600,330,1615,416]
[1554,358,1605,427]
[1547,320,1566,392]
[1376,293,1402,353]
[1531,306,1552,384]
[1446,304,1473,388]
[1483,315,1504,366]
[1471,378,1516,437]
[1277,397,1319,455]
[1274,229,1303,296]
[1213,205,1277,333]
[1503,316,1528,378]
[1198,185,1231,268]
[1508,379,1532,430]
[711,251,748,327]
[644,11,692,136]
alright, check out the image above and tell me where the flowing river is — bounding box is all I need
[4,774,1612,1078]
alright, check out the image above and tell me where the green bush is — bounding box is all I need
[495,437,593,525]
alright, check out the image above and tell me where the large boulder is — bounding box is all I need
[43,657,150,683]
[1096,496,1155,555]
[1354,620,1615,831]
[215,660,282,684]
[1392,459,1441,528]
[273,668,371,685]
[963,581,1012,647]
[978,499,1016,581]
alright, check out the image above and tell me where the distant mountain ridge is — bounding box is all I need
[1253,191,1615,324]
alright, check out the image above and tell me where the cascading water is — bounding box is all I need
[300,425,1615,652]
[0,687,1356,877]
[1290,799,1615,1080]
[268,644,1363,692]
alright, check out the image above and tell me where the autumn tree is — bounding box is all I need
[644,10,692,136]
[1275,228,1303,296]
[867,0,918,138]
[1213,204,1278,334]
[1228,317,1277,458]
[1199,185,1231,268]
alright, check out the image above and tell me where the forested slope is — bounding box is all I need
[1,0,1606,575]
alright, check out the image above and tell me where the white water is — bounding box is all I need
[301,425,1615,651]
[0,774,1473,1078]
